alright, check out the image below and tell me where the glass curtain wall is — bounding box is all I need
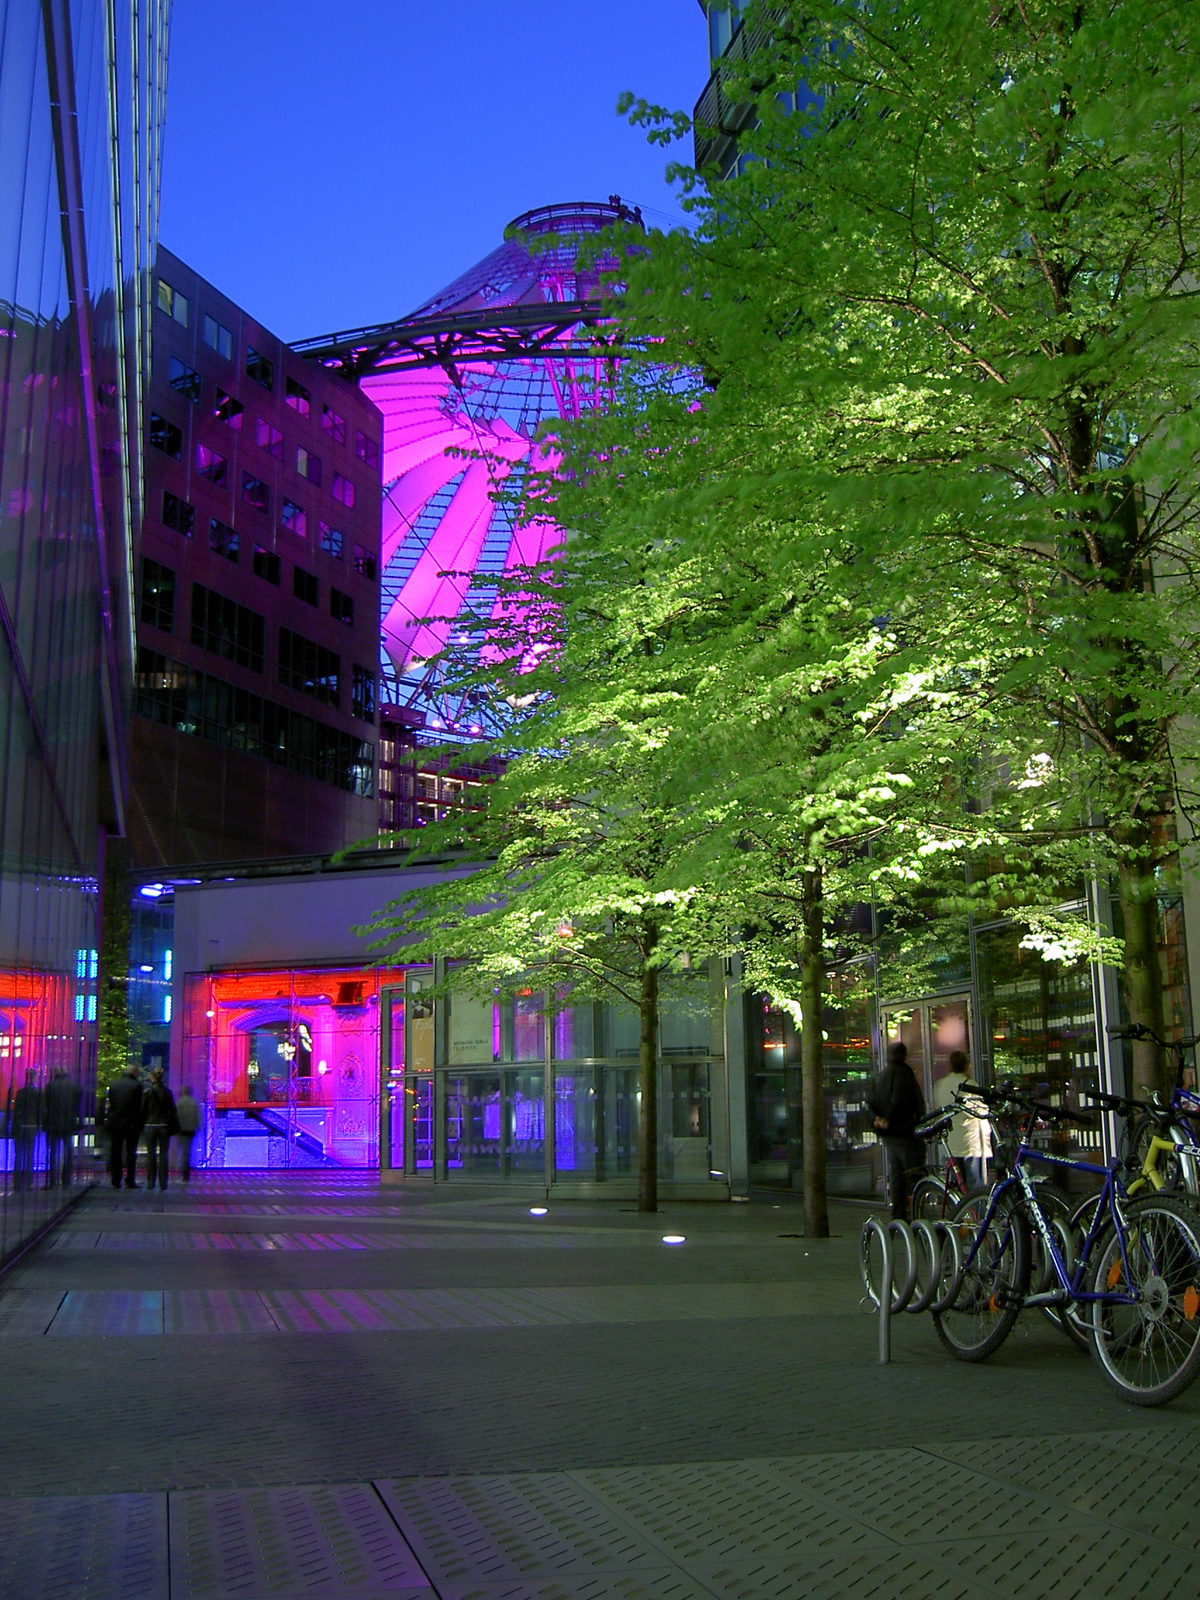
[389,966,725,1189]
[0,0,165,1261]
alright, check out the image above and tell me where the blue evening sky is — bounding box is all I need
[158,0,707,343]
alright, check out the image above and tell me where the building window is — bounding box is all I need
[242,473,270,515]
[214,389,244,430]
[256,419,284,459]
[209,518,239,562]
[196,443,227,484]
[191,583,265,673]
[319,521,343,559]
[148,413,183,459]
[321,405,345,442]
[331,587,353,624]
[352,664,375,723]
[140,558,176,633]
[169,356,202,401]
[296,446,321,486]
[281,499,307,539]
[253,545,281,585]
[134,646,372,796]
[162,490,195,537]
[353,543,377,580]
[246,347,274,390]
[156,280,189,326]
[202,314,233,360]
[293,565,318,606]
[285,377,310,416]
[354,430,379,469]
[279,628,340,706]
[331,472,355,508]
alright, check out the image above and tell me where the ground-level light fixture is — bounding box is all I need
[529,1206,548,1216]
[662,1234,686,1245]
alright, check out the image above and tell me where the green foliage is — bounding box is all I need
[366,0,1200,1123]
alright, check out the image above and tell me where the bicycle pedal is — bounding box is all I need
[992,1285,1025,1310]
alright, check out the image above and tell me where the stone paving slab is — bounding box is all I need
[0,1492,167,1600]
[170,1483,432,1598]
[0,1286,64,1333]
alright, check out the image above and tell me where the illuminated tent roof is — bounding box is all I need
[295,200,639,727]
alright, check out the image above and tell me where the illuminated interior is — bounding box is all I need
[181,964,405,1169]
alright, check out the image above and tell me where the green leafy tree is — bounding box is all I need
[363,541,734,1213]
[608,0,1200,1097]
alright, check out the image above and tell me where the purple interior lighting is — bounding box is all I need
[301,201,639,723]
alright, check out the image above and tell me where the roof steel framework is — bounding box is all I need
[294,200,639,732]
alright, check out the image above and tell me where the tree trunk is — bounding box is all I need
[637,936,660,1214]
[799,865,829,1238]
[1114,833,1169,1098]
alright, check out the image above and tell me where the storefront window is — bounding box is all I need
[663,1062,712,1181]
[975,923,1101,1154]
[553,1066,638,1178]
[445,1070,544,1178]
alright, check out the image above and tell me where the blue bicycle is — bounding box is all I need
[933,1084,1200,1406]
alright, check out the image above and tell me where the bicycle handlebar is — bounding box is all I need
[970,1081,1093,1128]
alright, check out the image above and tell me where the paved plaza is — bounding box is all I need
[0,1176,1198,1598]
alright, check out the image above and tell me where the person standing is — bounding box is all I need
[871,1041,927,1220]
[43,1069,83,1188]
[106,1065,144,1189]
[141,1068,178,1192]
[933,1049,992,1190]
[175,1085,200,1181]
[10,1070,41,1192]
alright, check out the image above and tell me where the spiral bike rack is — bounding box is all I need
[861,1215,964,1363]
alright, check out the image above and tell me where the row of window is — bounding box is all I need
[134,645,375,796]
[151,404,366,509]
[156,279,378,461]
[158,487,376,580]
[140,560,375,720]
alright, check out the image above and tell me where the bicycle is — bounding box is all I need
[910,1106,975,1222]
[934,1084,1200,1406]
[1106,1023,1200,1196]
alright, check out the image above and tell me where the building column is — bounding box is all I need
[723,955,750,1199]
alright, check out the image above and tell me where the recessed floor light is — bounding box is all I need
[529,1206,548,1216]
[662,1234,686,1245]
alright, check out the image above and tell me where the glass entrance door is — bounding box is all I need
[881,995,973,1109]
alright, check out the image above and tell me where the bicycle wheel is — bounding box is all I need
[1088,1194,1200,1406]
[933,1189,1030,1362]
[911,1176,950,1222]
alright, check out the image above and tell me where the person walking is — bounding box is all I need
[10,1070,41,1192]
[106,1065,144,1189]
[933,1049,992,1190]
[141,1067,179,1192]
[871,1041,927,1220]
[175,1085,200,1181]
[43,1069,83,1188]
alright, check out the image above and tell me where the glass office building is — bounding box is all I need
[0,0,167,1262]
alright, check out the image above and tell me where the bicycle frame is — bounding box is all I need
[963,1143,1138,1309]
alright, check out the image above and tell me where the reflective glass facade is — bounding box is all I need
[0,0,166,1262]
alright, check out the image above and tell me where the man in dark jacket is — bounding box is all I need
[106,1065,144,1189]
[872,1041,927,1220]
[9,1070,41,1192]
[43,1069,82,1188]
[141,1068,179,1191]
